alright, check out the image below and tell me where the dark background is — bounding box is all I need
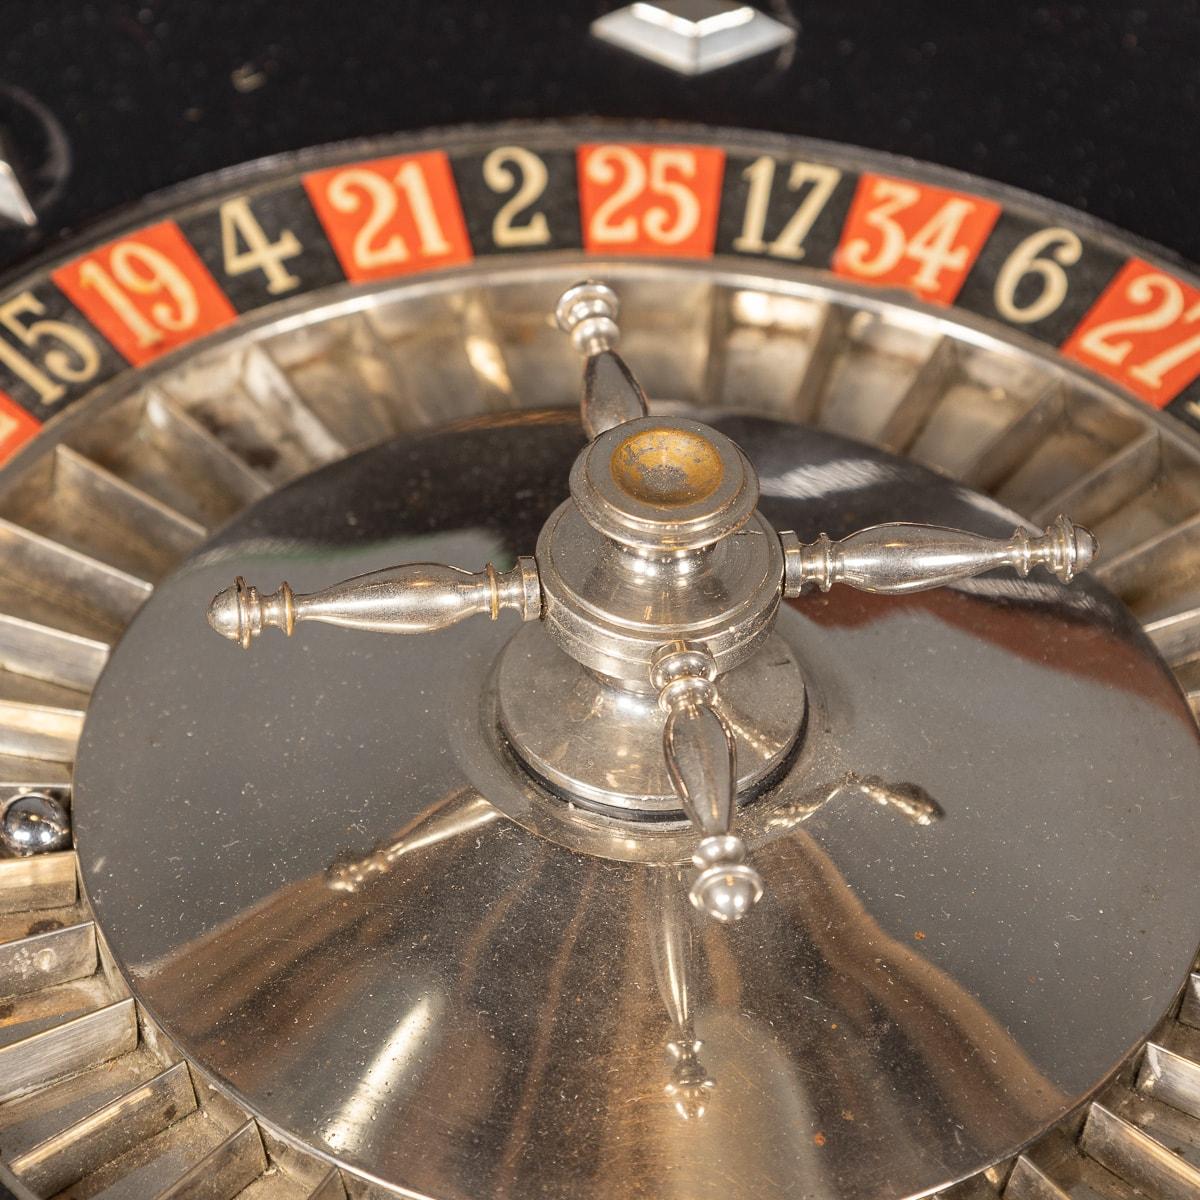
[0,0,1197,269]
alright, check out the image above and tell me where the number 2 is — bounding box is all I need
[482,146,550,248]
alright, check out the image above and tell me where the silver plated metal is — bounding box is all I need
[0,128,36,228]
[207,558,541,649]
[591,1,796,76]
[198,285,1099,926]
[200,285,1094,923]
[556,280,649,438]
[495,623,805,812]
[653,642,765,919]
[780,515,1098,595]
[1,792,70,855]
[533,497,784,684]
[6,121,1200,1200]
[75,414,1200,1200]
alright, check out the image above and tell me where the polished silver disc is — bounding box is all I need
[73,413,1200,1200]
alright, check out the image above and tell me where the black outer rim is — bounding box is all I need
[4,119,1197,290]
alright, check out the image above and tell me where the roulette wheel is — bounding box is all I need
[0,3,1199,1198]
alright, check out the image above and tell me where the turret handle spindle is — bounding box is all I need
[556,280,649,439]
[207,558,541,649]
[651,643,764,923]
[780,514,1097,596]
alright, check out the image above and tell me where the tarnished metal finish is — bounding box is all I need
[0,999,136,1104]
[6,1060,197,1195]
[75,415,1200,1200]
[0,851,76,913]
[780,515,1097,596]
[0,920,95,998]
[568,414,757,552]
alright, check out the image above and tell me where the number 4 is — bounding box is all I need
[219,196,303,296]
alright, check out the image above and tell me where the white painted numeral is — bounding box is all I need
[733,156,841,260]
[0,291,100,405]
[483,146,551,248]
[586,146,701,247]
[219,196,303,295]
[842,180,978,290]
[327,164,451,270]
[78,244,199,349]
[993,227,1082,323]
[1079,272,1200,390]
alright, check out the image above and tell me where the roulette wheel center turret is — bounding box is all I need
[200,280,1098,920]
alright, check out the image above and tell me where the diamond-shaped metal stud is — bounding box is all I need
[0,131,36,229]
[592,1,796,76]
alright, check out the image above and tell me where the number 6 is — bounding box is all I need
[994,227,1082,324]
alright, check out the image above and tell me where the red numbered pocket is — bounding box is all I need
[53,222,236,366]
[578,144,724,258]
[834,175,1000,305]
[1062,259,1200,407]
[305,153,473,282]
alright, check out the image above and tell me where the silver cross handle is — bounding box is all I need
[651,643,763,922]
[205,280,1097,925]
[779,515,1096,595]
[555,280,648,438]
[207,519,1093,648]
[207,560,541,648]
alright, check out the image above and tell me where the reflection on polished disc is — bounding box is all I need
[2,120,1200,1200]
[74,413,1200,1200]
